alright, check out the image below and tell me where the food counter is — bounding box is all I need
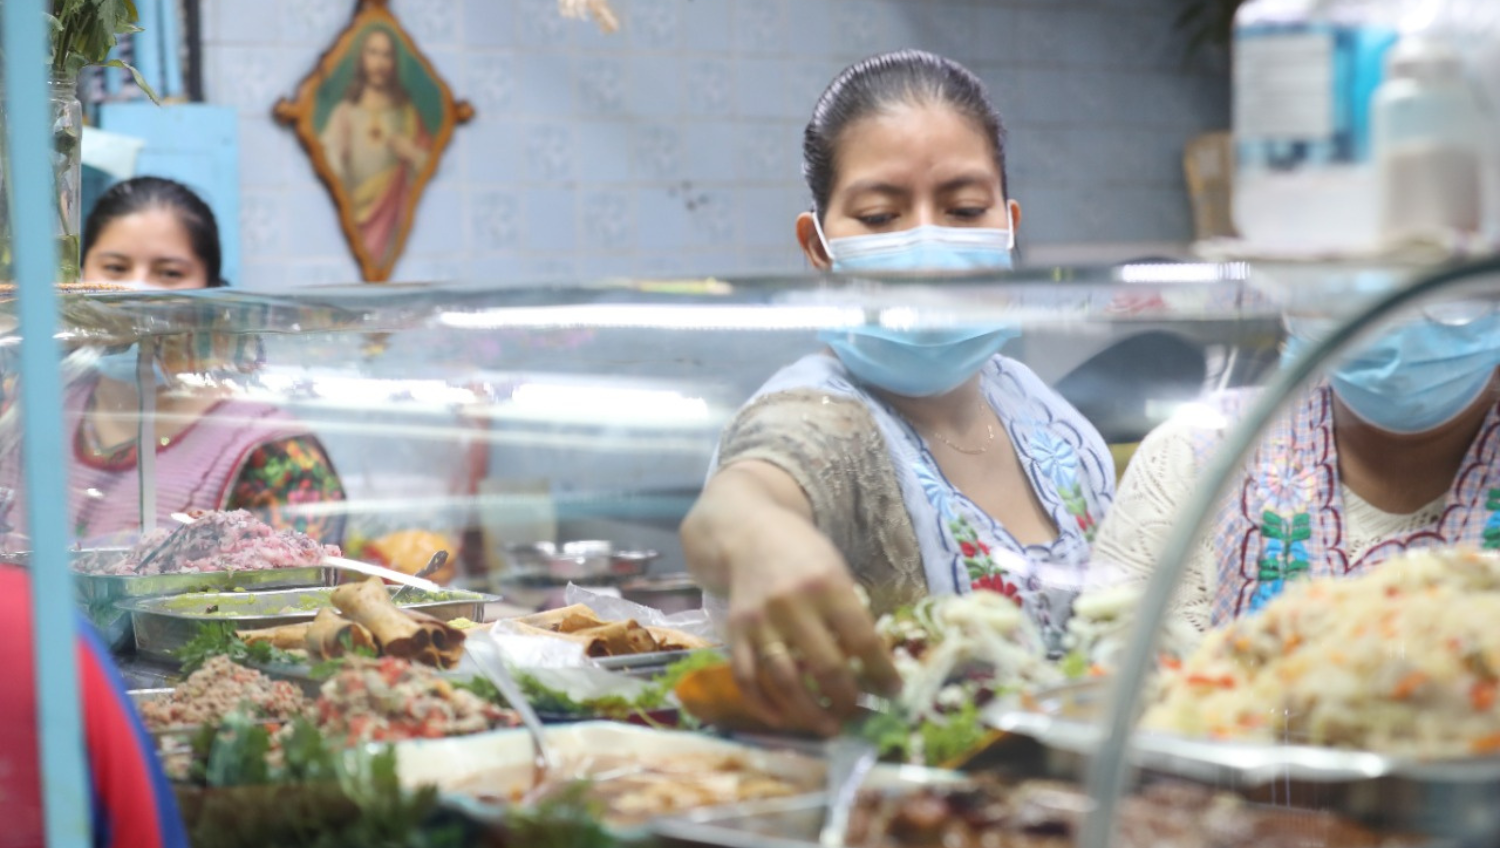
[6,260,1500,846]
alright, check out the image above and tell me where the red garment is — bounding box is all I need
[0,566,188,848]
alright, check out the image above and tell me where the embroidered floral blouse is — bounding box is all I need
[714,353,1116,651]
[1092,385,1500,634]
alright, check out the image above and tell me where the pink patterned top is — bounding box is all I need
[1196,385,1500,625]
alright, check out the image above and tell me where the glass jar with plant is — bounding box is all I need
[1,0,156,283]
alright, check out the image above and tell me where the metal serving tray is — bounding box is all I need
[119,586,498,662]
[985,680,1500,844]
[396,722,833,843]
[650,785,1448,848]
[67,546,336,652]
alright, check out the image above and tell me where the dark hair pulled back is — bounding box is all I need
[83,176,225,287]
[803,49,1009,220]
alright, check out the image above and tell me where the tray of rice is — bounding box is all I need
[982,547,1500,843]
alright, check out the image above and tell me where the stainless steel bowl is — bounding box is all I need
[503,541,659,583]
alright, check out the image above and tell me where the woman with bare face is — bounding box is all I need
[681,51,1115,734]
[0,178,346,549]
[319,26,431,266]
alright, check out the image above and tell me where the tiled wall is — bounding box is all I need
[203,0,1228,290]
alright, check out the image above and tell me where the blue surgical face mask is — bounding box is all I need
[94,344,168,387]
[812,218,1019,397]
[1283,313,1500,433]
[815,218,1015,274]
[819,324,1019,397]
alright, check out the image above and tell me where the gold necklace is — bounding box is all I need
[925,400,995,455]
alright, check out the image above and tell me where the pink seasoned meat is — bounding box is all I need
[77,510,339,576]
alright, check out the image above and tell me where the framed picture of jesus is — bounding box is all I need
[274,0,474,282]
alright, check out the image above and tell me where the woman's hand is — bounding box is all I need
[683,462,901,736]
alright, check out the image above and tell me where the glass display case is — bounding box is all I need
[2,266,1285,586]
[8,257,1499,847]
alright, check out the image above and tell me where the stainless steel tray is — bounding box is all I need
[651,786,1449,848]
[595,648,695,672]
[988,680,1500,785]
[119,585,498,662]
[70,547,334,652]
[985,681,1500,843]
[75,564,336,605]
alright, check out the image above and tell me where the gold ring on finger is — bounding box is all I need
[760,640,792,660]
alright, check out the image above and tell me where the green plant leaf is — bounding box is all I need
[100,59,160,104]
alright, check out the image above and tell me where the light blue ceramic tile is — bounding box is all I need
[1006,67,1078,126]
[738,244,811,274]
[631,124,685,180]
[735,59,788,119]
[832,0,895,59]
[238,260,293,292]
[575,56,629,116]
[628,55,684,117]
[286,188,350,258]
[735,0,788,55]
[276,1,346,49]
[631,0,683,51]
[461,0,517,48]
[405,187,466,255]
[782,0,836,56]
[580,190,638,250]
[574,10,626,52]
[735,121,798,183]
[465,116,525,184]
[1011,186,1084,244]
[681,0,733,54]
[783,60,843,118]
[516,0,574,48]
[685,58,733,117]
[1101,11,1180,71]
[633,252,688,278]
[217,0,280,43]
[738,186,804,248]
[1101,187,1191,242]
[972,63,1024,123]
[212,46,301,115]
[904,2,980,64]
[465,52,518,114]
[239,191,286,259]
[574,121,635,183]
[238,115,296,190]
[393,254,464,282]
[683,121,738,183]
[466,254,526,285]
[423,50,466,98]
[519,255,580,282]
[576,254,638,280]
[295,257,364,287]
[524,188,579,252]
[516,52,576,117]
[636,188,693,250]
[972,6,1018,64]
[1088,129,1183,186]
[690,187,738,247]
[400,0,461,47]
[1015,7,1111,68]
[524,123,577,182]
[471,191,524,251]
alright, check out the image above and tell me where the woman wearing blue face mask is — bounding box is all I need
[0,177,347,548]
[681,51,1116,735]
[1090,305,1500,636]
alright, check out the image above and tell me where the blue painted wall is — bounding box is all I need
[202,0,1228,289]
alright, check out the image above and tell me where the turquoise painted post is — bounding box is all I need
[2,2,93,847]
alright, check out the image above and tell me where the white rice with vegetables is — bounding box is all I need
[1143,547,1500,758]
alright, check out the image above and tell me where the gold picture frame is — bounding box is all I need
[273,0,474,282]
